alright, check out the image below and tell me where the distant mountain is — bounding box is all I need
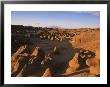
[48,26,60,29]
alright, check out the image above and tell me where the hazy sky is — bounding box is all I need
[11,11,100,29]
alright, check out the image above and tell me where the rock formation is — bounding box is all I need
[42,68,52,77]
[66,53,80,74]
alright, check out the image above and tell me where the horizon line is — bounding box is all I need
[11,24,100,29]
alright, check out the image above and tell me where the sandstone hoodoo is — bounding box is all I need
[41,53,55,76]
[11,45,29,76]
[30,47,45,64]
[66,53,80,74]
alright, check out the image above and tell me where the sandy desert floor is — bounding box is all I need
[11,28,100,77]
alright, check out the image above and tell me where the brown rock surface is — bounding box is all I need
[42,68,52,77]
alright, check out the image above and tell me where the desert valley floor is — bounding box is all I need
[11,26,100,77]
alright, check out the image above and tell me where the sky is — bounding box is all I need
[11,11,100,29]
